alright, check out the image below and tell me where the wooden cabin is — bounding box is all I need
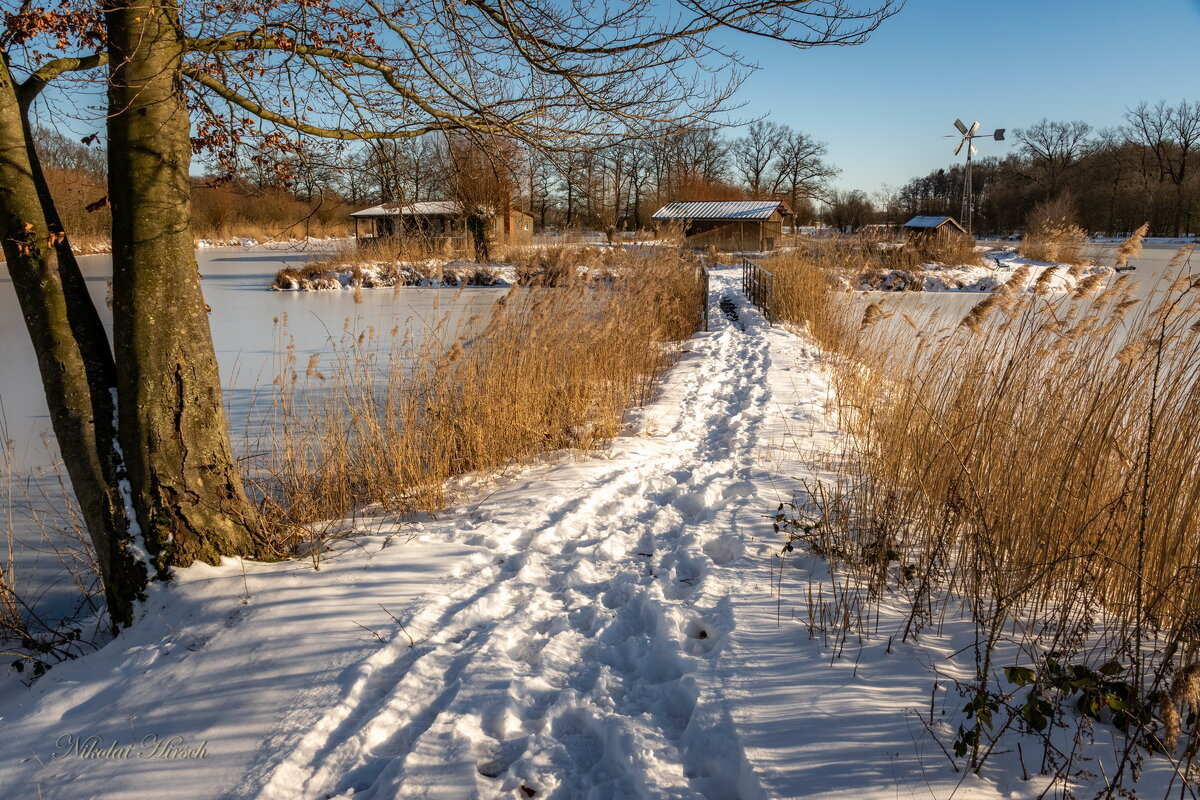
[350,201,534,247]
[902,216,968,236]
[651,201,794,251]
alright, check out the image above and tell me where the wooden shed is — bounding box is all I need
[651,200,794,251]
[902,216,968,236]
[350,201,534,247]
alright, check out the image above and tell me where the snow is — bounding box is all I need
[108,387,153,566]
[196,237,261,249]
[273,259,517,291]
[0,268,1180,799]
[857,248,1114,293]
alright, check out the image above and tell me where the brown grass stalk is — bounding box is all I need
[771,243,1200,777]
[247,246,705,550]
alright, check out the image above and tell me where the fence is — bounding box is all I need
[741,258,775,324]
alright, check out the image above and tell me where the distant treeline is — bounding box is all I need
[35,128,351,246]
[38,99,1198,241]
[887,100,1200,237]
[37,121,839,241]
[289,120,837,231]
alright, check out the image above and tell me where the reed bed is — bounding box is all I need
[779,233,985,300]
[248,247,705,549]
[765,245,867,349]
[273,238,643,290]
[770,237,1200,781]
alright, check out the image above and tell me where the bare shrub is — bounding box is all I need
[909,229,983,266]
[1021,195,1089,264]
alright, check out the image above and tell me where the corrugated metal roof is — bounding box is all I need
[650,201,792,221]
[904,216,960,229]
[350,200,465,218]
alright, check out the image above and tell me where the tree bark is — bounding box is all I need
[467,214,491,262]
[0,57,146,627]
[106,0,262,568]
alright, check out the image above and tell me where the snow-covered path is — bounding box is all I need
[255,270,788,799]
[0,268,1012,799]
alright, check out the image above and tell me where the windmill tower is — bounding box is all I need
[951,119,1005,235]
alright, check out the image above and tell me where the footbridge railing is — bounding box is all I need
[741,258,775,325]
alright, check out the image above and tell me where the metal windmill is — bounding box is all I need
[951,119,1005,235]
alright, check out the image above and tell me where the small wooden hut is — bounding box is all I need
[350,201,533,246]
[651,200,794,251]
[902,216,968,236]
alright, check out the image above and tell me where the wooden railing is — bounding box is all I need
[741,258,775,324]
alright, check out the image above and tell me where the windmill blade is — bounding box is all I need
[970,143,978,156]
[954,139,964,156]
[968,120,980,136]
[954,119,968,135]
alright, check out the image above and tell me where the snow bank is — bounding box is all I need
[858,249,1114,293]
[196,237,261,249]
[272,259,516,291]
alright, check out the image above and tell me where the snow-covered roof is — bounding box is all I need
[650,201,793,222]
[903,216,966,232]
[350,200,464,218]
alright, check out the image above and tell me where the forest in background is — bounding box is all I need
[35,98,1200,246]
[884,101,1200,237]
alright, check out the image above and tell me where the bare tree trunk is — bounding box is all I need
[467,215,491,262]
[0,59,146,627]
[106,0,262,568]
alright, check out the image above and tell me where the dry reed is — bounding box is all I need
[772,240,1200,780]
[1021,197,1090,265]
[247,246,705,549]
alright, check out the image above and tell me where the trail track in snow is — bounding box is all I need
[6,267,1181,800]
[255,269,779,800]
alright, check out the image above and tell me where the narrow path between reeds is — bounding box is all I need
[1,266,858,800]
[252,267,781,799]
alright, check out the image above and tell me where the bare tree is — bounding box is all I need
[1014,119,1093,197]
[1125,100,1200,236]
[733,120,785,196]
[525,145,557,228]
[824,188,873,231]
[446,134,520,261]
[772,129,838,211]
[2,0,899,624]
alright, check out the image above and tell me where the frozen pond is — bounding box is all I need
[1,243,502,620]
[855,240,1197,328]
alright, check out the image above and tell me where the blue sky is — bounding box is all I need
[727,0,1200,195]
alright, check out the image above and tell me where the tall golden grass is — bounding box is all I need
[763,246,859,348]
[1020,197,1089,265]
[247,246,705,549]
[771,237,1200,774]
[776,233,985,303]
